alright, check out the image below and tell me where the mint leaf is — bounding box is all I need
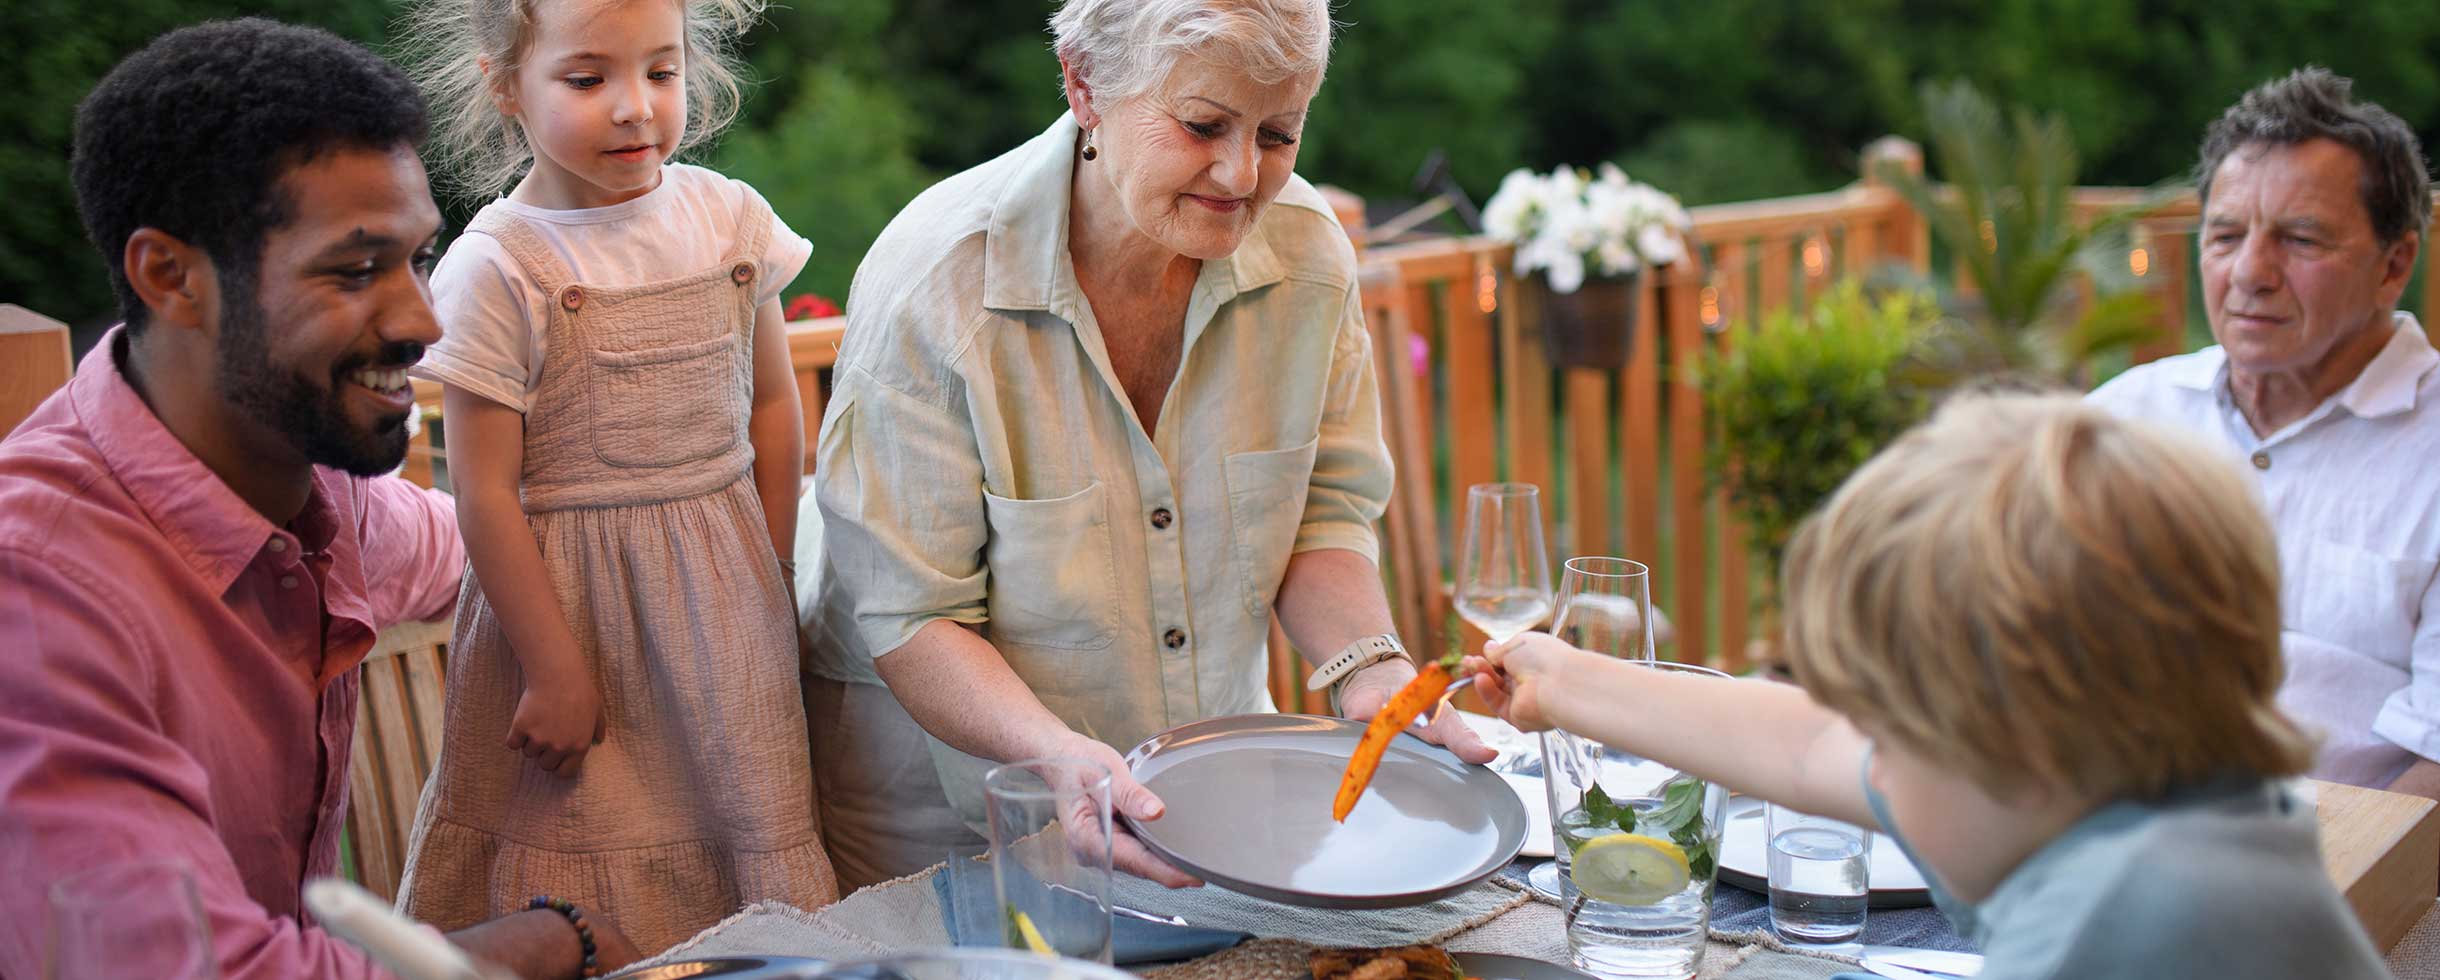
[1583,784,1622,829]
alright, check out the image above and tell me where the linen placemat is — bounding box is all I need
[618,860,1532,975]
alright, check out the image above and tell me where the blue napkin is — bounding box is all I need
[1711,877,1977,953]
[930,864,1251,965]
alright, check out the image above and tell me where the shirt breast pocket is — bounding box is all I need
[982,481,1118,650]
[2282,536,2434,665]
[1224,435,1321,621]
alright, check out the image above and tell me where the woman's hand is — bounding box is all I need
[1336,659,1496,765]
[507,662,603,777]
[1047,733,1203,889]
[1461,631,1583,733]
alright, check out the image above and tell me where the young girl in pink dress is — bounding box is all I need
[395,0,835,951]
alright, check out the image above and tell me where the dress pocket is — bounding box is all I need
[981,481,1118,650]
[587,336,747,469]
[1223,436,1321,620]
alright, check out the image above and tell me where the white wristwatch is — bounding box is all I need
[1307,633,1409,692]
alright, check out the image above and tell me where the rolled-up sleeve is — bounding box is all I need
[356,477,464,627]
[2373,564,2440,760]
[1293,285,1394,562]
[815,365,992,660]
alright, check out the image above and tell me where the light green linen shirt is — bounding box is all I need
[808,113,1393,822]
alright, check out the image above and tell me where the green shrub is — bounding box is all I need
[1700,281,1938,585]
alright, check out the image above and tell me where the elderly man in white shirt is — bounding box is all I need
[2090,67,2438,795]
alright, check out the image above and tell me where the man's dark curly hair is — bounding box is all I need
[71,18,430,333]
[2198,67,2432,248]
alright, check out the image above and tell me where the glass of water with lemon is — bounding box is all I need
[1544,662,1730,980]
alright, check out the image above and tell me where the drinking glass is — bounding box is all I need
[1527,557,1659,900]
[46,857,217,980]
[1766,803,1871,947]
[1543,662,1730,980]
[1454,483,1553,644]
[983,759,1115,964]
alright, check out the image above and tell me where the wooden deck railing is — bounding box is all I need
[395,138,2440,705]
[1342,141,2440,686]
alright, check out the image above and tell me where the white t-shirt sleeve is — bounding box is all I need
[731,177,812,308]
[415,231,546,413]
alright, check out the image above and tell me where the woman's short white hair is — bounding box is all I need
[1049,0,1333,110]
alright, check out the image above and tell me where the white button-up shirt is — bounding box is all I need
[2089,313,2440,787]
[808,114,1393,821]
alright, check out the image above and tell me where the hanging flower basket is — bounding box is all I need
[1483,163,1689,371]
[1536,271,1641,369]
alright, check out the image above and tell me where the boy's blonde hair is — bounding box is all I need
[1782,392,2313,801]
[399,0,764,199]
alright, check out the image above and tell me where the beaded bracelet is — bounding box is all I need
[527,895,598,978]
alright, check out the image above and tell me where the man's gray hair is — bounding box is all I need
[1049,0,1332,111]
[2198,66,2432,246]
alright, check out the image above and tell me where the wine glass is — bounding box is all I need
[47,857,217,980]
[1454,483,1553,646]
[1528,557,1659,901]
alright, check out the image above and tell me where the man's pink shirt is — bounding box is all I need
[0,330,463,978]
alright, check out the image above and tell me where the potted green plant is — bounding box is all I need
[1700,281,1938,613]
[1482,164,1693,369]
[1874,80,2171,388]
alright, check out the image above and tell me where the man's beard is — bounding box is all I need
[217,284,413,477]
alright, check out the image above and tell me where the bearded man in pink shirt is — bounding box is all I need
[0,19,638,980]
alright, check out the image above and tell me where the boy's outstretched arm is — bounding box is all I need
[1469,632,1878,828]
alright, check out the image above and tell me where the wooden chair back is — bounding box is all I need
[344,619,452,901]
[0,306,74,437]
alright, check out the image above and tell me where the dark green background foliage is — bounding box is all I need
[9,0,2438,334]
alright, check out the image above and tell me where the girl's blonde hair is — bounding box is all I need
[399,0,765,199]
[1781,392,2314,803]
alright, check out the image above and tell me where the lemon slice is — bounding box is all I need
[1009,909,1056,956]
[1570,833,1691,905]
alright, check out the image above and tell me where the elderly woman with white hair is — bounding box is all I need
[798,0,1493,887]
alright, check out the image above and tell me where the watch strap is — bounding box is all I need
[1306,634,1408,691]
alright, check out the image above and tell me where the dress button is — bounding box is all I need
[732,262,757,285]
[1150,508,1174,530]
[2251,451,2271,470]
[279,575,299,590]
[560,285,584,311]
[1163,628,1187,649]
[267,537,287,553]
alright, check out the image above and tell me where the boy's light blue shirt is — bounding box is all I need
[1834,756,2387,980]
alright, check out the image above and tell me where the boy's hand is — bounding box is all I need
[1338,660,1497,765]
[1464,631,1581,732]
[507,664,603,777]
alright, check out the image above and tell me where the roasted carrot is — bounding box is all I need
[1331,660,1455,822]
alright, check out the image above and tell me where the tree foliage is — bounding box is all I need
[10,0,2438,335]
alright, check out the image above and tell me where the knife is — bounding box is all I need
[1861,958,1948,980]
[1859,947,1984,976]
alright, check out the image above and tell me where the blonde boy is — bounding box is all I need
[1473,394,2387,979]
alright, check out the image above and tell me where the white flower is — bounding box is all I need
[1482,168,1542,241]
[1481,163,1690,289]
[1543,246,1586,294]
[1596,238,1640,277]
[1636,223,1685,267]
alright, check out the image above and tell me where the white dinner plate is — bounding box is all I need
[1502,772,1554,859]
[1715,796,1932,908]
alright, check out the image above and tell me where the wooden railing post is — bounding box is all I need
[0,305,74,438]
[1859,137,1930,277]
